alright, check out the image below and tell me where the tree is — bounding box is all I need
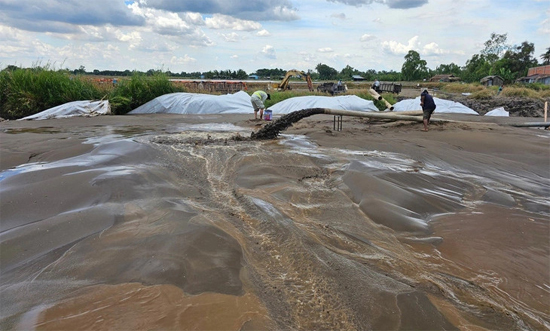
[315,63,338,80]
[338,65,355,80]
[481,33,509,64]
[401,50,428,81]
[540,47,550,65]
[434,63,461,76]
[461,54,491,83]
[499,41,538,79]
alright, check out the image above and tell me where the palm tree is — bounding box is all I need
[541,47,550,65]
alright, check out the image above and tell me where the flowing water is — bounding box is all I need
[0,116,549,330]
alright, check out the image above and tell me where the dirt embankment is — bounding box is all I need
[398,88,548,117]
[444,95,547,117]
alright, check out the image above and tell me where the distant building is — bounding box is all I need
[429,74,460,82]
[480,75,504,87]
[352,75,365,81]
[516,65,550,85]
[248,74,259,80]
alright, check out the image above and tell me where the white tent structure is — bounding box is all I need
[20,100,111,120]
[129,91,252,115]
[268,95,378,114]
[393,97,478,115]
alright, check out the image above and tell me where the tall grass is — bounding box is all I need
[108,73,184,114]
[0,67,186,119]
[0,66,102,119]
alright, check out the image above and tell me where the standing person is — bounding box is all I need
[373,79,380,92]
[250,90,270,120]
[420,89,436,132]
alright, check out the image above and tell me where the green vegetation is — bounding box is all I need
[0,65,103,119]
[108,73,184,114]
[0,66,185,119]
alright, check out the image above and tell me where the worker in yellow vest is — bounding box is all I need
[250,90,270,120]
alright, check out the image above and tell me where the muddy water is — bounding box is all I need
[0,118,549,330]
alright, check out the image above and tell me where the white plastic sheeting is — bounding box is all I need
[393,97,478,115]
[20,100,111,120]
[485,107,509,117]
[128,91,379,115]
[129,91,252,115]
[269,95,378,114]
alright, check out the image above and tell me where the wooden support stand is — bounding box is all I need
[333,115,342,131]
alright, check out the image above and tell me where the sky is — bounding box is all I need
[0,0,549,74]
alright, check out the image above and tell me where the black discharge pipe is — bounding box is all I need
[251,108,325,140]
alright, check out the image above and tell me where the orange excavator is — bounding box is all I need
[272,70,314,91]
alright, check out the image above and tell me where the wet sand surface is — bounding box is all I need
[1,113,549,330]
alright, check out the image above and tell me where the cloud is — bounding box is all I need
[256,29,271,37]
[318,48,334,53]
[422,42,448,55]
[141,0,299,21]
[331,13,347,20]
[262,45,276,59]
[205,14,262,31]
[0,0,144,33]
[221,32,240,42]
[129,3,213,46]
[171,55,196,64]
[360,34,376,42]
[324,0,427,9]
[381,36,421,55]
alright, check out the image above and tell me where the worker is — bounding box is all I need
[420,89,436,132]
[250,90,270,120]
[372,79,380,92]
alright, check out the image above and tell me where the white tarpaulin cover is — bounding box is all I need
[485,107,509,117]
[393,97,478,115]
[269,95,378,113]
[20,100,111,120]
[129,91,252,114]
[128,91,379,115]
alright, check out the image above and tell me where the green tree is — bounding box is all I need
[461,54,491,83]
[540,47,550,65]
[401,50,428,81]
[338,65,355,80]
[235,69,248,80]
[499,41,538,79]
[315,63,338,80]
[434,63,461,76]
[481,33,509,64]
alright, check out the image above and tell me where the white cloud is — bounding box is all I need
[360,34,376,42]
[261,45,276,59]
[205,14,262,31]
[318,47,334,53]
[171,55,196,64]
[221,32,240,42]
[129,3,213,46]
[422,42,448,55]
[257,29,271,37]
[381,36,421,55]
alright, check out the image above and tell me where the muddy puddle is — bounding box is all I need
[0,118,548,330]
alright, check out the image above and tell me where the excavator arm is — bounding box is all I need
[274,70,314,91]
